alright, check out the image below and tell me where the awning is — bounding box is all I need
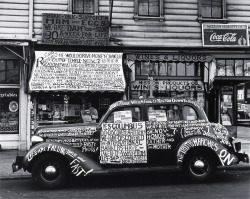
[29,51,126,93]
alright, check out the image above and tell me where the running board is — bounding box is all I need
[90,166,180,175]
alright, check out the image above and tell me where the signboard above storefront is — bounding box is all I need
[29,51,126,92]
[202,24,249,47]
[42,13,109,46]
[131,80,204,91]
[127,54,213,62]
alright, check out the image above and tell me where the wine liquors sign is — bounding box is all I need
[202,24,249,47]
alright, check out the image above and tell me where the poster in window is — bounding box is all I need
[114,110,132,123]
[0,89,19,134]
[235,60,243,76]
[221,114,232,126]
[148,110,167,122]
[244,61,250,76]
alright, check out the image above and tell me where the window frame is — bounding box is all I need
[0,59,20,85]
[198,0,228,23]
[72,0,99,15]
[134,0,164,21]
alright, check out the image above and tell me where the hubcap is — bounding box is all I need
[190,156,209,176]
[44,166,57,176]
[193,160,205,169]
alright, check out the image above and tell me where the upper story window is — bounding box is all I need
[0,60,20,85]
[134,0,164,21]
[198,0,227,23]
[72,0,98,14]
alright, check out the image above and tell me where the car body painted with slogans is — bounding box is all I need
[12,98,249,189]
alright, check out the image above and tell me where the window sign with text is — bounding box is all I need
[0,89,19,134]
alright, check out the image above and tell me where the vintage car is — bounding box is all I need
[12,98,249,189]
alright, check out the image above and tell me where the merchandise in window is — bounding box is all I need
[0,89,19,134]
[135,61,201,77]
[216,59,250,77]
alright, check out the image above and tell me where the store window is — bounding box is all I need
[134,0,164,21]
[0,89,19,134]
[36,93,102,126]
[216,59,250,77]
[198,0,227,22]
[135,61,201,77]
[72,0,97,14]
[0,60,20,84]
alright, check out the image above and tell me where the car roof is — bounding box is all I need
[110,98,202,109]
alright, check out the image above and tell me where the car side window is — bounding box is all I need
[147,104,180,122]
[106,107,142,123]
[182,106,198,121]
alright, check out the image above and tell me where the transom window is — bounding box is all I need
[0,60,20,84]
[135,61,201,77]
[216,59,250,77]
[72,0,97,14]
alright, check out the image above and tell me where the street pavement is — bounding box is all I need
[0,126,250,180]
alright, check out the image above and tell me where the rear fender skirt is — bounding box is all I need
[23,142,103,177]
[176,136,239,168]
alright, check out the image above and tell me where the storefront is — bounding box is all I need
[28,51,126,135]
[0,43,29,150]
[125,53,214,110]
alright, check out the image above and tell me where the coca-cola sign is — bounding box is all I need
[202,24,249,47]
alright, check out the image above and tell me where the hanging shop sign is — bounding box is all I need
[42,13,109,46]
[127,54,213,62]
[131,80,204,91]
[202,24,249,47]
[29,51,126,92]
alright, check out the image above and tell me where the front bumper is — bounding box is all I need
[233,141,249,163]
[12,155,24,173]
[235,152,249,163]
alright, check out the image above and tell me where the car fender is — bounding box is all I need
[176,136,239,168]
[23,142,104,177]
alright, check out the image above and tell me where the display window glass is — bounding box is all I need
[0,89,19,134]
[216,59,250,77]
[0,60,20,84]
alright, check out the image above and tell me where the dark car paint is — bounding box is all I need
[13,98,249,177]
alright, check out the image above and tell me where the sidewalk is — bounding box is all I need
[0,127,250,180]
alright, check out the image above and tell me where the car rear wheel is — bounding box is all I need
[183,151,216,182]
[32,154,68,189]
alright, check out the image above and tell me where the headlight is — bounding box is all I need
[31,135,44,143]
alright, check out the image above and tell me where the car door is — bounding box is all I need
[99,105,147,167]
[146,103,182,166]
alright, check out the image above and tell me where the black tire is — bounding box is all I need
[31,154,68,189]
[183,151,216,183]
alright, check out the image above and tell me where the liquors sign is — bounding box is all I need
[202,24,249,47]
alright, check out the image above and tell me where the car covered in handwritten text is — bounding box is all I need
[12,98,249,189]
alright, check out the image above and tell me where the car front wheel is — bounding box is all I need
[32,154,68,189]
[183,151,216,182]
